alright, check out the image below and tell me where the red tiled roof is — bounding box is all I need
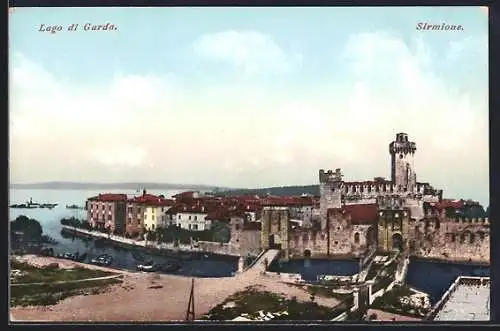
[436,199,464,210]
[88,193,128,202]
[343,204,378,225]
[166,203,214,214]
[261,196,315,207]
[172,191,196,199]
[130,193,174,206]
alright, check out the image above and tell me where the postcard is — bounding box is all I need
[8,6,489,323]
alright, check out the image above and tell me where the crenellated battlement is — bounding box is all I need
[319,168,343,184]
[452,217,489,224]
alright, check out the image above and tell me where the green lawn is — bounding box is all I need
[10,260,121,307]
[11,278,122,307]
[10,260,114,284]
[371,285,425,318]
[201,286,350,321]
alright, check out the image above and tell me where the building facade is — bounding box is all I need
[86,194,127,234]
[254,133,490,264]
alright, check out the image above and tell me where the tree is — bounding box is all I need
[11,215,43,241]
[211,221,231,243]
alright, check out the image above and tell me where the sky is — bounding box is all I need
[9,7,489,206]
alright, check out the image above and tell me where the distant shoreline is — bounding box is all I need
[9,183,222,191]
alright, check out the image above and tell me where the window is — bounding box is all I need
[193,224,198,230]
[194,215,197,221]
[108,215,112,221]
[178,215,181,220]
[189,216,192,220]
[354,232,360,244]
[152,224,155,230]
[189,224,192,230]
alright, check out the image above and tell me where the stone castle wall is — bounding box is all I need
[408,217,490,264]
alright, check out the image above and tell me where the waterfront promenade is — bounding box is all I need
[61,225,240,257]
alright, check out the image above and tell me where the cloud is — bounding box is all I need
[336,31,488,203]
[193,30,302,76]
[9,28,488,206]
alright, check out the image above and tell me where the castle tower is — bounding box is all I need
[319,168,343,230]
[389,133,417,192]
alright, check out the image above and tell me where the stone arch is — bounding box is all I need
[469,232,475,244]
[460,231,471,244]
[478,231,485,241]
[451,233,456,242]
[304,249,311,258]
[392,233,403,251]
[354,232,360,244]
[268,234,282,249]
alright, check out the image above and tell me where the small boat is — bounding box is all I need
[137,261,157,272]
[75,252,87,262]
[66,204,84,210]
[91,254,113,266]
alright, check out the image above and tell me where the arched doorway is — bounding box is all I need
[268,234,282,249]
[304,249,311,258]
[392,233,403,251]
[366,227,376,248]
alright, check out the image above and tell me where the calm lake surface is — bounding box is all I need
[267,258,360,281]
[9,189,491,295]
[9,188,238,277]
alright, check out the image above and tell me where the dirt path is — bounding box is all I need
[11,274,123,287]
[10,255,340,322]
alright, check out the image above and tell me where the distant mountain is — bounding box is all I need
[10,181,230,191]
[217,185,320,197]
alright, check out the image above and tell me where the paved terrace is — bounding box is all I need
[430,276,490,321]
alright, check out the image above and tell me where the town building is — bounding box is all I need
[86,194,128,234]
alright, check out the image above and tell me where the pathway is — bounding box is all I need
[11,274,123,287]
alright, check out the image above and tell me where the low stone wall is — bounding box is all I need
[62,226,240,257]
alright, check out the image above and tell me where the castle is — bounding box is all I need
[257,133,489,264]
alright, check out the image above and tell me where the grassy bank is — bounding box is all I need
[11,278,122,307]
[10,260,121,307]
[10,260,114,284]
[201,286,349,321]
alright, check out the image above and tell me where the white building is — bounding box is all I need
[167,205,212,231]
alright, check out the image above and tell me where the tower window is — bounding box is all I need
[399,154,403,159]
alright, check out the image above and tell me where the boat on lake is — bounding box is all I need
[56,251,87,262]
[66,204,84,210]
[90,254,113,266]
[137,260,157,272]
[9,198,58,209]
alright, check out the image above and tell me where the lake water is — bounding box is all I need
[9,188,238,277]
[406,258,490,304]
[9,189,491,292]
[267,258,360,282]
